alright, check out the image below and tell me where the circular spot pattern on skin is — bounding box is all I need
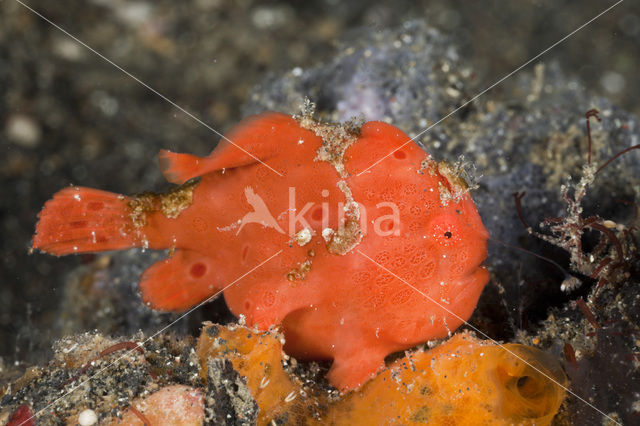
[409,221,423,232]
[403,184,417,196]
[311,205,324,221]
[193,217,208,232]
[263,290,276,307]
[403,243,418,255]
[375,251,391,265]
[380,220,396,233]
[391,255,406,269]
[381,189,395,202]
[375,273,395,286]
[364,188,377,200]
[423,201,437,213]
[366,291,385,308]
[448,248,471,277]
[393,150,407,159]
[400,270,416,283]
[190,262,207,278]
[410,250,428,264]
[391,288,413,305]
[420,261,437,279]
[353,270,373,284]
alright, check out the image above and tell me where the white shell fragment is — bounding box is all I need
[78,409,98,426]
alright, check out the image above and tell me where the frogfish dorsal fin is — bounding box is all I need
[159,111,300,184]
[139,249,221,311]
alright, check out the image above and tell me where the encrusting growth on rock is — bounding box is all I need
[296,100,364,255]
[128,179,199,228]
[421,155,479,206]
[0,324,568,425]
[295,98,362,179]
[197,323,311,424]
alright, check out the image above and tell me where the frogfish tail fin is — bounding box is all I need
[32,186,139,255]
[158,150,204,185]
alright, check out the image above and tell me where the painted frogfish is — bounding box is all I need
[32,110,489,391]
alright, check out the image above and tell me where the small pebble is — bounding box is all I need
[78,409,98,425]
[6,114,41,148]
[600,71,625,95]
[52,36,84,60]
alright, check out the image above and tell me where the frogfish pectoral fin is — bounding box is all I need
[327,350,387,393]
[139,249,221,311]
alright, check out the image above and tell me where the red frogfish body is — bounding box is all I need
[33,111,489,391]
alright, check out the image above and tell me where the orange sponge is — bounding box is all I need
[328,332,567,425]
[197,322,311,424]
[197,324,567,425]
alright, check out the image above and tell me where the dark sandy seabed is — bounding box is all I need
[1,0,639,424]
